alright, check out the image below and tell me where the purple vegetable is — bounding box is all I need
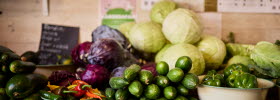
[48,70,77,86]
[142,62,158,76]
[80,64,109,88]
[87,39,125,71]
[110,67,127,77]
[71,41,92,66]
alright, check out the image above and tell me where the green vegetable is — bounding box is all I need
[23,92,41,100]
[175,56,192,72]
[188,97,198,100]
[105,88,115,100]
[65,94,79,100]
[156,43,205,75]
[109,77,129,89]
[9,60,36,74]
[156,61,169,75]
[0,73,8,88]
[176,84,189,96]
[167,68,184,82]
[226,43,255,57]
[6,73,47,99]
[150,0,176,23]
[139,70,153,85]
[115,89,129,100]
[175,96,188,100]
[196,35,226,70]
[275,40,280,46]
[227,55,255,67]
[129,21,166,53]
[124,64,141,82]
[234,73,258,88]
[118,22,136,39]
[144,84,160,99]
[250,41,280,78]
[0,88,8,100]
[39,90,63,100]
[155,44,172,63]
[163,86,177,99]
[223,63,250,78]
[20,51,39,64]
[157,97,168,100]
[202,70,224,87]
[0,46,13,54]
[181,73,199,89]
[226,71,243,87]
[128,80,143,98]
[162,8,202,44]
[0,52,20,64]
[155,75,169,88]
[140,97,150,100]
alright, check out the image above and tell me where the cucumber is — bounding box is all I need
[167,68,184,83]
[156,61,169,75]
[21,51,39,64]
[23,92,41,100]
[139,70,153,85]
[128,80,143,98]
[155,75,169,88]
[157,97,168,100]
[177,84,189,96]
[124,64,141,82]
[5,73,47,99]
[2,64,11,73]
[0,52,20,64]
[175,96,188,100]
[0,46,13,54]
[163,86,177,99]
[115,89,129,100]
[181,73,199,89]
[105,88,115,100]
[9,60,36,74]
[140,97,150,100]
[175,56,192,72]
[109,77,129,89]
[0,72,8,88]
[144,84,160,99]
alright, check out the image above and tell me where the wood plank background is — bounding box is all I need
[0,0,279,55]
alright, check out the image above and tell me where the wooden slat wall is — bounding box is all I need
[0,0,279,55]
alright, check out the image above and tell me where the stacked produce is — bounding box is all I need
[107,56,199,100]
[0,46,47,99]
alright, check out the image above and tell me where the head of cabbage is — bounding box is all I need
[118,22,136,39]
[155,43,205,75]
[227,55,255,67]
[129,21,166,53]
[250,41,280,78]
[150,0,177,24]
[162,8,203,44]
[196,35,226,70]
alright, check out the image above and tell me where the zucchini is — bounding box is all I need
[9,60,36,74]
[5,73,47,99]
[0,46,13,54]
[21,51,39,64]
[0,52,20,64]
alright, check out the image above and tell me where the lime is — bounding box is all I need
[181,73,199,89]
[167,68,184,82]
[163,86,177,99]
[175,56,192,72]
[144,84,160,99]
[177,84,189,96]
[175,96,188,100]
[156,61,169,75]
[155,75,169,88]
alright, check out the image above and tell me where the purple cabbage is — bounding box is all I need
[141,62,158,76]
[110,67,127,78]
[71,41,92,66]
[80,64,109,88]
[86,39,125,71]
[48,70,77,86]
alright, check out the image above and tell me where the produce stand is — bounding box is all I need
[0,0,280,100]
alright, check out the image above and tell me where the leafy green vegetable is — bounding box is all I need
[250,41,280,78]
[226,43,255,57]
[156,43,205,75]
[196,35,226,70]
[150,0,176,23]
[227,55,255,67]
[129,21,166,53]
[162,8,203,44]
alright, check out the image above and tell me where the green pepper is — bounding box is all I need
[52,86,77,97]
[226,71,243,87]
[39,90,63,100]
[202,70,224,87]
[224,63,250,78]
[234,73,258,88]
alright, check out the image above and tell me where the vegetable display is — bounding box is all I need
[150,0,177,24]
[71,41,92,67]
[80,64,109,88]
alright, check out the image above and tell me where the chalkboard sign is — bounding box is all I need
[38,24,79,65]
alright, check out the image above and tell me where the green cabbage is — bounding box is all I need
[150,0,176,23]
[227,55,254,67]
[129,22,166,53]
[118,22,136,39]
[162,8,203,44]
[196,35,226,70]
[250,41,280,78]
[155,44,172,63]
[226,43,255,57]
[155,43,205,75]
